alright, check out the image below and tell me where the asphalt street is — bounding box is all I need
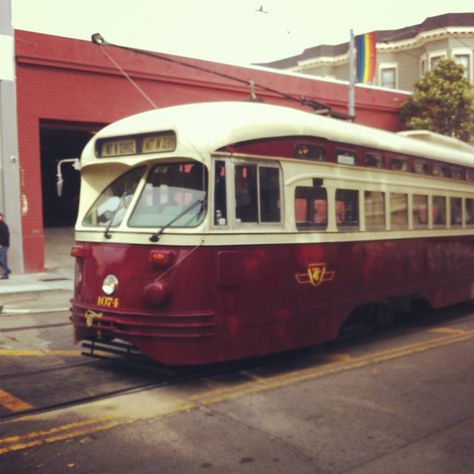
[1,303,473,474]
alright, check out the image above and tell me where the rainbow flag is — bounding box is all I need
[356,32,376,83]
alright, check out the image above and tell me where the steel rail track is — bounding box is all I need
[1,302,472,422]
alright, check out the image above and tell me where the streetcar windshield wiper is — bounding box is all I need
[149,199,204,242]
[103,192,130,239]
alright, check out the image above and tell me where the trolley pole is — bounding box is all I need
[0,0,24,273]
[348,29,355,121]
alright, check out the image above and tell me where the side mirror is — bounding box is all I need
[56,178,64,197]
[56,158,80,197]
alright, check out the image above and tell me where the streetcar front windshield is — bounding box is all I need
[129,162,208,228]
[82,166,146,227]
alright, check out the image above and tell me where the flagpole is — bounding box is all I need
[348,29,355,121]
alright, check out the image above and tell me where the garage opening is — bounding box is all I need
[40,121,104,227]
[40,121,105,270]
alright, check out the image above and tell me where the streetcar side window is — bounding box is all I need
[390,193,408,230]
[294,143,326,161]
[336,189,359,229]
[450,197,462,227]
[235,164,258,223]
[364,152,383,169]
[449,168,463,180]
[364,191,385,230]
[214,161,227,226]
[234,164,281,224]
[413,194,428,229]
[259,167,281,222]
[465,198,474,226]
[295,186,327,230]
[433,164,447,178]
[432,196,447,227]
[414,160,430,175]
[390,157,409,172]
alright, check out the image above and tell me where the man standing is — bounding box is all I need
[0,212,11,279]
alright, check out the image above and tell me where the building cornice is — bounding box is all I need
[292,27,474,72]
[378,27,474,52]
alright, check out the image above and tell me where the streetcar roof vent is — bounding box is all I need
[397,130,474,155]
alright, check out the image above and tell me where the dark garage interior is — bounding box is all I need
[40,122,102,227]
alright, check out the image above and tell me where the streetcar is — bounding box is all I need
[70,101,474,365]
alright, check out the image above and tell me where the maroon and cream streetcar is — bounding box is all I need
[70,101,474,365]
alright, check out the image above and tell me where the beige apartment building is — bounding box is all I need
[261,13,474,92]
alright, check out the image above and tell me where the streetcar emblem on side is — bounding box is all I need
[295,263,335,287]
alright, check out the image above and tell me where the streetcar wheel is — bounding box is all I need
[374,303,395,329]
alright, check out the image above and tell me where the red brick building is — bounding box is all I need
[14,30,409,272]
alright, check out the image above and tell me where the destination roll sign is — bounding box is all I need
[96,131,176,158]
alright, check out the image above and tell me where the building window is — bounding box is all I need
[380,66,397,89]
[454,54,471,80]
[430,55,444,70]
[420,58,427,76]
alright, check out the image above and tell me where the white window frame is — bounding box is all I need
[378,63,398,89]
[419,54,427,77]
[452,48,473,83]
[428,50,447,71]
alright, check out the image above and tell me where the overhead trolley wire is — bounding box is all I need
[90,33,346,118]
[98,44,158,109]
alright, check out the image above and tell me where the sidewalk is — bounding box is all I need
[0,227,74,314]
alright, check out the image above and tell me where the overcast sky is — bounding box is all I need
[11,0,474,65]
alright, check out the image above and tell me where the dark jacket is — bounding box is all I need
[0,221,10,247]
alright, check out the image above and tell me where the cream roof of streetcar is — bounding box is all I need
[80,101,474,168]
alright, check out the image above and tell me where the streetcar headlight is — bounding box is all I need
[102,274,119,295]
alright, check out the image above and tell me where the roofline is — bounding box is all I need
[259,12,474,69]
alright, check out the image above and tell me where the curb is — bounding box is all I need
[1,307,70,315]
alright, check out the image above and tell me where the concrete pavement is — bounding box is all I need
[0,227,74,314]
[0,271,73,314]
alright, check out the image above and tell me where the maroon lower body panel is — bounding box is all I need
[70,236,474,364]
